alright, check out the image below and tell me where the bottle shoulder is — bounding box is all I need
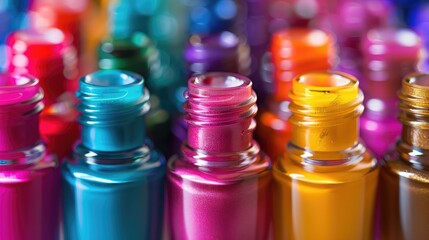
[382,149,429,184]
[0,153,59,183]
[63,149,166,184]
[275,149,378,184]
[167,153,271,185]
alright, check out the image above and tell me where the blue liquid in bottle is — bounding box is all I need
[62,70,166,240]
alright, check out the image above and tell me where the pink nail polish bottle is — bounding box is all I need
[0,73,60,240]
[167,72,272,240]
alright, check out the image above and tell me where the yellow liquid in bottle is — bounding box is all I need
[274,150,378,240]
[273,72,379,240]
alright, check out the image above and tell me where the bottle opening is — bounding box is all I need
[0,74,31,86]
[84,70,139,87]
[193,74,244,88]
[298,72,352,87]
[407,75,429,87]
[0,73,39,105]
[290,71,361,110]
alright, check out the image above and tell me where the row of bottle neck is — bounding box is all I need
[3,71,429,169]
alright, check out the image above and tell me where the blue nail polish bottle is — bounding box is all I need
[62,70,166,240]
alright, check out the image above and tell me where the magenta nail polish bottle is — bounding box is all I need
[167,72,272,240]
[360,28,422,160]
[0,73,60,240]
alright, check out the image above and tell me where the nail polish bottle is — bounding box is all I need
[172,31,251,149]
[62,70,166,240]
[6,28,80,160]
[168,72,272,240]
[273,72,379,240]
[380,73,429,240]
[0,73,60,240]
[257,28,335,162]
[360,28,422,159]
[315,0,391,78]
[30,0,88,57]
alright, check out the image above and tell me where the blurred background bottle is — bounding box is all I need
[360,28,423,160]
[256,28,335,162]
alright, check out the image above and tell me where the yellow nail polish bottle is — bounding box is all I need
[273,72,379,240]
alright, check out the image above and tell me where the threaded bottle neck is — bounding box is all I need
[184,72,257,153]
[77,70,150,152]
[289,72,363,152]
[398,73,429,151]
[0,73,43,152]
[270,28,335,100]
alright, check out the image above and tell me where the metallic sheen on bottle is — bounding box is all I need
[273,72,379,240]
[380,73,429,240]
[168,72,272,240]
[0,73,60,240]
[62,70,166,240]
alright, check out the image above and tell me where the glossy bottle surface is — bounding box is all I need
[273,72,379,240]
[0,73,60,240]
[380,148,429,240]
[0,144,60,240]
[168,73,272,240]
[62,70,166,240]
[63,145,165,240]
[380,73,429,240]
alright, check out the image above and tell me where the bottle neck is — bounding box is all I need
[77,70,150,152]
[289,72,363,155]
[291,116,360,152]
[401,125,429,150]
[186,115,256,153]
[0,74,43,152]
[396,73,429,166]
[184,73,257,154]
